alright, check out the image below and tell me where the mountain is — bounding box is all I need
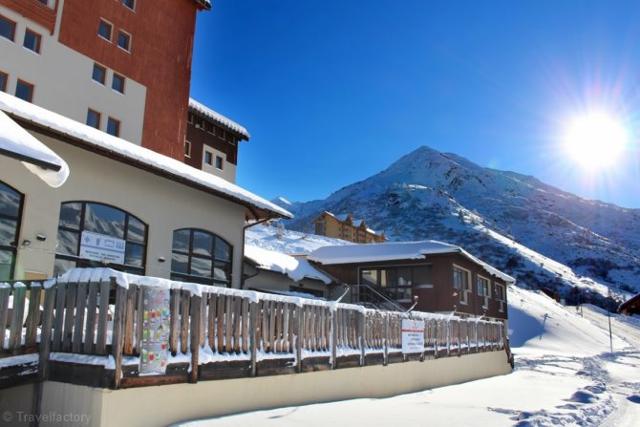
[273,146,640,307]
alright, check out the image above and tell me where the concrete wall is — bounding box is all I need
[0,128,246,287]
[0,5,147,146]
[0,351,511,427]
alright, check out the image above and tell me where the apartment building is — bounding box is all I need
[0,0,210,158]
[314,211,386,244]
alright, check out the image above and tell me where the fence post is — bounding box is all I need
[112,279,126,389]
[330,308,337,369]
[38,285,56,381]
[358,311,366,366]
[250,301,258,377]
[296,305,303,372]
[190,293,202,383]
[383,313,389,366]
[446,319,451,357]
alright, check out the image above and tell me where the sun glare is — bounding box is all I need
[563,111,628,170]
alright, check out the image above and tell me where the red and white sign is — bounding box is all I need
[401,319,425,354]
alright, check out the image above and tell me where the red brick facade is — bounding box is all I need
[0,0,57,33]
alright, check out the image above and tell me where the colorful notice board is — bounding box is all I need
[139,287,171,375]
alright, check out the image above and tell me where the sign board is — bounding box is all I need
[79,231,126,264]
[139,287,171,375]
[401,319,425,354]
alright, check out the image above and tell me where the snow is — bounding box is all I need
[246,224,351,254]
[0,110,69,187]
[176,287,640,427]
[308,240,515,284]
[245,244,332,284]
[0,91,290,219]
[189,98,250,139]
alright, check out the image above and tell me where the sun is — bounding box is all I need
[563,111,628,170]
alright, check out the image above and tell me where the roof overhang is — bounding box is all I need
[194,0,212,11]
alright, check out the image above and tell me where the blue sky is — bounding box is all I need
[191,1,640,208]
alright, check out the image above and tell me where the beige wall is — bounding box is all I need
[0,6,147,145]
[0,351,511,427]
[201,144,237,183]
[0,128,247,287]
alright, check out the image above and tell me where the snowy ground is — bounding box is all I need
[177,287,640,427]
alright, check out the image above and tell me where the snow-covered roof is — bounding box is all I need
[189,98,250,140]
[0,110,69,188]
[245,244,333,284]
[308,240,515,284]
[0,92,290,219]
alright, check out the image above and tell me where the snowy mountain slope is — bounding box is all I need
[177,288,640,427]
[274,146,640,303]
[245,224,351,254]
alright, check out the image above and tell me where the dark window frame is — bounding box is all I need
[55,201,148,276]
[92,63,107,85]
[112,73,125,94]
[0,14,16,42]
[86,108,101,129]
[184,140,192,158]
[117,30,131,52]
[122,0,136,11]
[15,79,34,102]
[0,70,7,92]
[358,264,431,303]
[170,228,233,287]
[215,155,223,170]
[107,116,120,137]
[23,28,42,53]
[204,150,213,165]
[98,18,113,42]
[0,181,24,281]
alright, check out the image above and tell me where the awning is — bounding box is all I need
[0,110,69,188]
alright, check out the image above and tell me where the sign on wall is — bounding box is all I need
[79,231,126,264]
[139,287,171,375]
[401,319,425,354]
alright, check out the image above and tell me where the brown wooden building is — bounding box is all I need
[308,241,514,321]
[618,293,640,316]
[314,211,386,244]
[184,98,250,183]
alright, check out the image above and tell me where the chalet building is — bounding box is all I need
[618,293,640,316]
[314,211,386,244]
[185,98,250,183]
[0,92,291,286]
[308,241,514,321]
[0,0,210,159]
[242,245,333,298]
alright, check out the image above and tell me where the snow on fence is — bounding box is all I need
[0,269,507,389]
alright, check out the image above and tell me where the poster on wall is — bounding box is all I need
[139,287,171,375]
[79,230,126,264]
[401,319,425,354]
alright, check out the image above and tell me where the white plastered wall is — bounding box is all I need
[0,6,146,146]
[201,144,237,183]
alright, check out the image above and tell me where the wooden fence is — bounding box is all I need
[0,269,507,390]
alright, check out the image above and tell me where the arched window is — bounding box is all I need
[54,202,147,276]
[171,229,232,287]
[0,182,23,281]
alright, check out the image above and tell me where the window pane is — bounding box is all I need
[397,268,412,287]
[361,269,377,286]
[112,74,125,93]
[413,266,432,285]
[0,183,21,217]
[215,156,223,170]
[56,229,79,255]
[122,0,135,10]
[92,64,106,84]
[192,231,213,257]
[23,30,40,53]
[127,216,145,243]
[117,32,130,50]
[171,252,188,274]
[15,81,33,102]
[107,117,120,137]
[0,72,7,92]
[190,257,212,278]
[0,16,15,41]
[172,229,190,253]
[214,237,231,261]
[86,110,100,128]
[214,261,230,282]
[0,249,14,281]
[98,20,111,39]
[58,202,81,229]
[84,203,126,238]
[125,243,144,267]
[53,258,76,277]
[0,218,17,246]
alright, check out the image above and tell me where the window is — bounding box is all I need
[204,150,213,165]
[171,229,233,287]
[453,265,471,305]
[112,73,125,93]
[0,182,23,281]
[15,80,34,102]
[86,109,101,129]
[92,63,106,84]
[495,283,506,313]
[215,155,223,170]
[122,0,135,11]
[54,202,147,276]
[107,117,120,137]
[98,19,112,41]
[0,71,7,92]
[184,140,191,158]
[0,15,16,41]
[23,29,41,53]
[117,30,131,52]
[477,275,491,309]
[359,266,425,303]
